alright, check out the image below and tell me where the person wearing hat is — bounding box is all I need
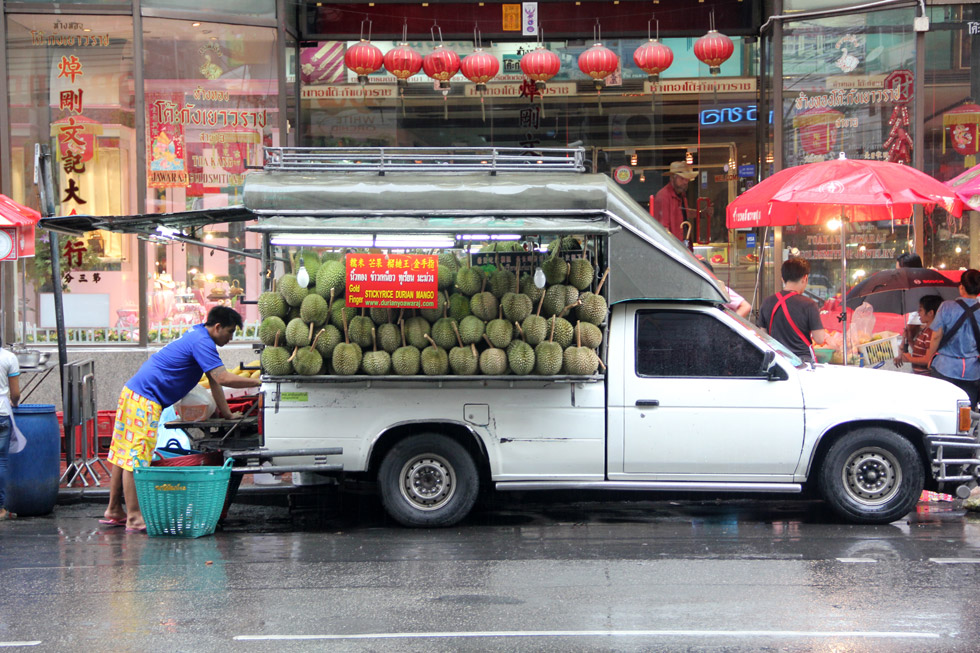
[654,161,698,242]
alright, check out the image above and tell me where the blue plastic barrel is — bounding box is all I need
[5,404,60,516]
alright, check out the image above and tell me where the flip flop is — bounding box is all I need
[99,517,126,527]
[0,510,15,521]
[125,526,147,534]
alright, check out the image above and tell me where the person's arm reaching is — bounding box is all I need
[8,375,19,407]
[205,367,259,420]
[810,328,828,347]
[208,367,262,389]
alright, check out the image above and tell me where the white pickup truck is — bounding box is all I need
[43,147,980,527]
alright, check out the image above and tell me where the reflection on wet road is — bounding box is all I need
[1,494,979,652]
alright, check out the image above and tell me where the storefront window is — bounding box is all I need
[142,18,280,341]
[6,14,139,344]
[779,9,917,315]
[922,4,978,271]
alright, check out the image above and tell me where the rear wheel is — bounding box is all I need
[378,434,479,528]
[818,427,923,524]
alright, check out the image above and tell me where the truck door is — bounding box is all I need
[614,305,805,480]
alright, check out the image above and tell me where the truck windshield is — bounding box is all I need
[725,309,806,368]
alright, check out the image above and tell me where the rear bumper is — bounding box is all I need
[927,433,980,486]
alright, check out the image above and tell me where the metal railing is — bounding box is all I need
[262,146,586,174]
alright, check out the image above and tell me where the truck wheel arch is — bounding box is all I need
[367,421,491,481]
[807,420,930,486]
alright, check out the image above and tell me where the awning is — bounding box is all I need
[0,194,40,259]
[39,205,254,236]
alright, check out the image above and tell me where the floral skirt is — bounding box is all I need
[107,387,162,472]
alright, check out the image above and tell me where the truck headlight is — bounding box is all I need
[957,399,973,433]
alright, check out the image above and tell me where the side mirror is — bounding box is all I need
[761,350,788,381]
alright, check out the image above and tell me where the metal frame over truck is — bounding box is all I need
[42,147,980,528]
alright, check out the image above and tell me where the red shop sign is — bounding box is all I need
[346,253,438,310]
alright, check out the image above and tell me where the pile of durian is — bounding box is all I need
[258,239,607,377]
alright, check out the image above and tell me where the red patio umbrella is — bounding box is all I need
[726,154,963,359]
[945,162,980,211]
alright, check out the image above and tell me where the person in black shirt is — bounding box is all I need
[758,258,828,362]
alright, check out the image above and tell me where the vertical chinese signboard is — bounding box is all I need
[345,254,438,310]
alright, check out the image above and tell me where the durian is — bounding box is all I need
[258,316,286,346]
[315,260,346,299]
[261,332,292,376]
[563,322,600,375]
[285,318,313,348]
[521,292,549,346]
[300,294,329,326]
[479,335,509,375]
[332,315,363,375]
[279,273,309,307]
[362,327,392,376]
[535,318,564,376]
[258,291,287,320]
[405,315,431,349]
[421,334,449,375]
[392,319,421,375]
[567,257,595,291]
[486,306,513,349]
[458,315,485,346]
[576,269,610,326]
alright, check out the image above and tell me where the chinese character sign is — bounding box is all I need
[345,254,438,310]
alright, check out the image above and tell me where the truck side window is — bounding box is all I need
[636,310,765,378]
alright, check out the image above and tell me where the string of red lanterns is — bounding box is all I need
[342,24,736,114]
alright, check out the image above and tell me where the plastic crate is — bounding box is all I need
[857,334,904,371]
[134,459,232,538]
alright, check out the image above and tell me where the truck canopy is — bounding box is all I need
[40,147,727,304]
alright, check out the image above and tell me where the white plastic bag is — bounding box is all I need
[176,384,216,422]
[848,301,876,353]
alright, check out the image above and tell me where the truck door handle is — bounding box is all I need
[635,399,660,407]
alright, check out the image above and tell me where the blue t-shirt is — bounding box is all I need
[126,324,224,407]
[931,297,980,381]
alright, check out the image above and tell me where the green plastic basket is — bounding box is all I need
[134,458,233,538]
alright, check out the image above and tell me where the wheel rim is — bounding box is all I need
[398,453,456,511]
[841,446,902,506]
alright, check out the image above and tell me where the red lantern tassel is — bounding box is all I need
[480,92,486,122]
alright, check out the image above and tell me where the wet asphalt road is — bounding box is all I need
[1,491,980,652]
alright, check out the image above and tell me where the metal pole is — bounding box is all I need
[133,0,149,347]
[35,145,69,392]
[840,208,848,364]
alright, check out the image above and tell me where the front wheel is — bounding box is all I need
[378,434,479,528]
[818,427,924,524]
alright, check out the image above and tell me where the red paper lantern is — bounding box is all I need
[792,107,843,157]
[461,48,500,122]
[383,43,423,86]
[423,45,461,90]
[520,46,561,117]
[632,39,674,83]
[943,102,980,167]
[460,49,499,92]
[577,43,619,90]
[344,40,384,85]
[520,46,561,92]
[693,29,734,76]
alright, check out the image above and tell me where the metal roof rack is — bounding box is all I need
[262,146,585,174]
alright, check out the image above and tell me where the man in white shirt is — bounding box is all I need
[0,345,21,521]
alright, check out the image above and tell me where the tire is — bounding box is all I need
[378,434,479,528]
[818,427,924,525]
